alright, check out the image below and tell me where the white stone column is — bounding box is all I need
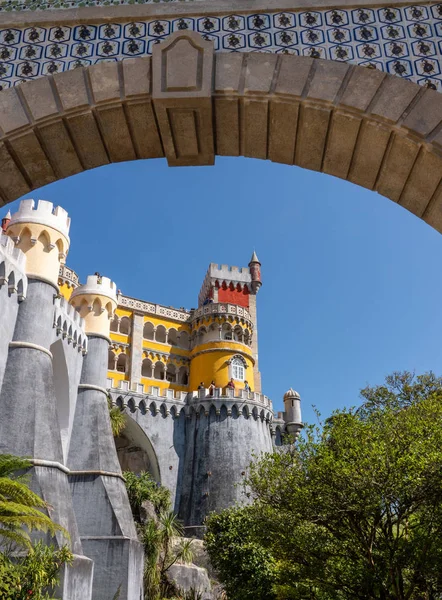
[129,312,144,385]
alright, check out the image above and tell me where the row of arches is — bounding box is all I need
[110,316,192,349]
[110,315,131,335]
[108,350,189,385]
[114,396,272,422]
[143,322,190,349]
[13,226,67,258]
[190,323,251,347]
[55,315,87,352]
[0,263,25,299]
[214,281,250,294]
[141,359,189,385]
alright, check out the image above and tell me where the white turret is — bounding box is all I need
[70,275,118,338]
[6,199,71,287]
[283,387,303,439]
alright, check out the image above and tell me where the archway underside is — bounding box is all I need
[0,33,442,232]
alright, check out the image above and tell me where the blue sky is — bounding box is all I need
[6,157,442,423]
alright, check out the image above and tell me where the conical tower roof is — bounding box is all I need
[249,250,260,264]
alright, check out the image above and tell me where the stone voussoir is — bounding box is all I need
[0,43,441,232]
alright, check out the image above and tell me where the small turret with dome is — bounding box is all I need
[283,387,303,439]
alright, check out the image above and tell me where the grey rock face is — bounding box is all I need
[167,564,212,599]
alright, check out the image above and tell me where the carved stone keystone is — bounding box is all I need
[152,31,214,167]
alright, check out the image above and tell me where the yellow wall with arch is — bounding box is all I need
[189,342,254,391]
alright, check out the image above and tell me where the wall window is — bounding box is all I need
[231,357,245,381]
[116,353,127,374]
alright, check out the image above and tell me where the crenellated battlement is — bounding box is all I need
[71,275,117,303]
[53,296,87,353]
[0,232,27,300]
[9,199,71,242]
[108,386,273,422]
[198,263,252,306]
[0,232,26,271]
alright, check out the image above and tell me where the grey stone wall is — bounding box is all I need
[111,391,274,528]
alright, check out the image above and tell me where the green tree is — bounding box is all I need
[205,372,442,600]
[0,455,66,550]
[205,506,277,600]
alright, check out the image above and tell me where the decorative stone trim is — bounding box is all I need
[190,346,254,364]
[78,383,109,395]
[9,340,53,358]
[190,302,253,323]
[119,295,189,322]
[0,47,441,234]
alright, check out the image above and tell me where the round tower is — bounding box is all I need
[6,199,70,288]
[0,199,94,598]
[68,275,144,600]
[188,305,255,391]
[249,250,262,293]
[283,388,303,439]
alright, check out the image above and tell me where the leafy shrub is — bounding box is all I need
[124,471,171,520]
[0,542,72,600]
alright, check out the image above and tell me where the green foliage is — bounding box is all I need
[123,470,193,599]
[0,541,73,599]
[124,470,171,520]
[205,506,277,600]
[139,511,193,600]
[205,372,442,600]
[108,396,127,437]
[0,454,67,550]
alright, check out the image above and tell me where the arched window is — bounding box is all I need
[178,331,189,349]
[154,362,165,380]
[233,326,243,343]
[178,366,188,385]
[197,327,207,345]
[156,325,167,343]
[110,315,119,332]
[166,364,177,383]
[143,322,155,340]
[168,328,178,346]
[116,353,127,374]
[92,298,102,317]
[231,356,246,381]
[119,316,131,335]
[244,329,250,346]
[222,323,232,341]
[141,358,153,378]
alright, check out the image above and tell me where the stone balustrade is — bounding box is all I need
[190,302,252,323]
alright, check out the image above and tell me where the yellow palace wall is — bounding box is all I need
[189,341,254,391]
[58,276,255,394]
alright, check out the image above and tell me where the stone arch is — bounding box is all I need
[141,357,153,378]
[155,325,167,344]
[0,46,441,234]
[119,316,131,335]
[178,331,189,350]
[154,361,165,380]
[110,315,119,333]
[114,415,161,483]
[116,353,127,374]
[168,328,178,346]
[143,321,155,340]
[177,366,188,386]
